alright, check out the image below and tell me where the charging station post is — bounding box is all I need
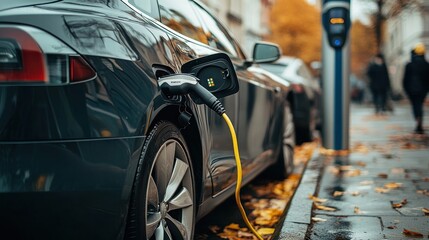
[321,0,351,151]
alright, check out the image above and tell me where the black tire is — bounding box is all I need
[271,103,295,179]
[126,121,195,240]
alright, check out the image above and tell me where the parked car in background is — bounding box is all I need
[260,56,321,144]
[0,0,294,239]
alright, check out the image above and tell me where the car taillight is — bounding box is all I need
[70,56,96,82]
[0,25,96,84]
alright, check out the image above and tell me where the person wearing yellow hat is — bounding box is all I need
[414,43,426,55]
[402,43,429,134]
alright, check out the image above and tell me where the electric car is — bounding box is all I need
[260,56,321,144]
[0,0,294,239]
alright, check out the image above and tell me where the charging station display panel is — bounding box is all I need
[323,7,350,49]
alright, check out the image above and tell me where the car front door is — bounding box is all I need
[189,2,278,188]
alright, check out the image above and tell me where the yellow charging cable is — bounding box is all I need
[222,113,264,240]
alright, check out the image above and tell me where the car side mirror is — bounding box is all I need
[252,42,281,63]
[181,53,239,102]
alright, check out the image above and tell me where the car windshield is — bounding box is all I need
[259,63,288,78]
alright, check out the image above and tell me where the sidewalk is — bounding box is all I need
[275,103,429,239]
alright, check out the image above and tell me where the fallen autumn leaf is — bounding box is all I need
[257,228,275,235]
[309,195,328,203]
[344,169,362,177]
[333,191,344,197]
[416,190,429,196]
[351,191,361,196]
[312,217,327,222]
[402,228,424,238]
[314,203,337,212]
[384,182,402,189]
[360,180,374,185]
[354,206,361,214]
[378,173,388,179]
[392,199,408,209]
[375,187,390,193]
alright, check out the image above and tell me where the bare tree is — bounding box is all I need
[367,0,421,53]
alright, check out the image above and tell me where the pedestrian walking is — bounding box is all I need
[402,43,429,134]
[367,54,391,114]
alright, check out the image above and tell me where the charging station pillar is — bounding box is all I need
[321,0,351,151]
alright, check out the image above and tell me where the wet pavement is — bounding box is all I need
[276,103,429,240]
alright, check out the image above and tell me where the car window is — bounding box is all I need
[125,0,159,19]
[158,0,208,44]
[260,63,287,78]
[190,2,239,57]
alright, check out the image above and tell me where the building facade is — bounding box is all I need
[383,1,429,93]
[199,0,272,56]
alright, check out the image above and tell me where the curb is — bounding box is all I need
[274,151,324,240]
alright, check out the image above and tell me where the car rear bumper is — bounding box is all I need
[0,136,144,239]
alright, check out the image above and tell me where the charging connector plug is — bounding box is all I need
[158,74,225,115]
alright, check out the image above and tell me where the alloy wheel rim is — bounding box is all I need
[146,139,194,240]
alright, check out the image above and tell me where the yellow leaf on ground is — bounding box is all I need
[392,203,403,208]
[344,169,361,177]
[360,180,374,185]
[309,195,328,203]
[333,191,344,197]
[255,218,277,226]
[392,199,407,209]
[403,228,424,237]
[351,191,361,196]
[237,230,254,238]
[356,161,367,167]
[391,168,405,174]
[225,223,241,230]
[352,143,369,153]
[340,165,354,171]
[354,206,361,214]
[312,217,327,222]
[375,187,390,193]
[257,228,275,235]
[416,190,429,196]
[329,166,340,175]
[315,204,337,212]
[384,182,402,189]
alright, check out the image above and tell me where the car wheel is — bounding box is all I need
[126,121,195,240]
[272,103,295,179]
